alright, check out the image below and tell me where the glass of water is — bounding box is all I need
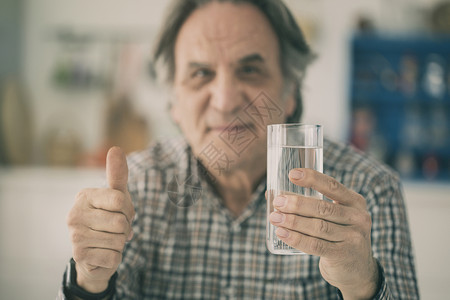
[266,124,323,255]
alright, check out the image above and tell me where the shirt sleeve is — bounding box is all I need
[365,173,420,299]
[56,259,119,300]
[363,259,392,300]
[56,286,67,300]
[56,260,70,300]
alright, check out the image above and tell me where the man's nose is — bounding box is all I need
[209,72,246,114]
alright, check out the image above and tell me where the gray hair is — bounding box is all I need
[152,0,314,122]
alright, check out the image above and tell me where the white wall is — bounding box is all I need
[404,182,450,299]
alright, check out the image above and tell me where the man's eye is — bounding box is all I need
[192,69,213,78]
[240,65,259,74]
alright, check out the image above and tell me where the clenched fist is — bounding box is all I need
[67,147,135,293]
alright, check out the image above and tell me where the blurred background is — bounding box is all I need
[0,0,449,298]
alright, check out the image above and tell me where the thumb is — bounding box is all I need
[106,146,128,192]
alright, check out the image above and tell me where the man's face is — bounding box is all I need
[172,2,295,174]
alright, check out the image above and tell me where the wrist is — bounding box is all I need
[64,258,117,300]
[340,258,381,300]
[75,264,109,293]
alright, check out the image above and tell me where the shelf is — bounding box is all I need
[349,34,450,181]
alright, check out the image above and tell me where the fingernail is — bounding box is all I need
[269,212,284,223]
[276,227,289,238]
[273,196,286,207]
[290,170,304,180]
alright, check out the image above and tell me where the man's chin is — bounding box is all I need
[193,133,266,175]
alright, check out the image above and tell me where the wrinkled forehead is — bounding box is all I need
[174,2,280,64]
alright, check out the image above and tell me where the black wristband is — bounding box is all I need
[63,258,117,300]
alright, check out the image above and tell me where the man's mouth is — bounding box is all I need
[209,123,255,132]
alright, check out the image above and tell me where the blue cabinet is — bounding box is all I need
[349,35,450,180]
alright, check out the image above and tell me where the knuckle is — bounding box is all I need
[310,239,325,255]
[118,235,128,248]
[327,178,340,192]
[76,188,96,204]
[66,209,81,227]
[103,234,126,253]
[349,230,365,247]
[70,230,84,244]
[290,195,303,212]
[66,210,75,227]
[317,200,335,217]
[353,210,371,227]
[75,189,88,202]
[317,219,330,235]
[286,214,298,229]
[113,252,123,267]
[356,194,367,207]
[348,214,372,240]
[347,229,360,241]
[112,214,128,232]
[289,232,302,249]
[362,211,372,224]
[103,251,122,268]
[361,211,372,232]
[114,232,128,246]
[128,204,136,221]
[72,247,86,263]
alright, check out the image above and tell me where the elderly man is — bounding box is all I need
[58,0,419,299]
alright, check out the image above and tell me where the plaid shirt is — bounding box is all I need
[59,137,419,299]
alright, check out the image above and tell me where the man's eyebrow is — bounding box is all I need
[238,53,265,64]
[185,54,264,70]
[187,62,210,69]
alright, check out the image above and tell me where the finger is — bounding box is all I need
[288,168,366,209]
[85,188,135,224]
[71,228,128,253]
[269,211,346,242]
[274,227,338,257]
[273,194,357,225]
[84,209,132,235]
[106,147,128,193]
[76,188,135,224]
[74,247,122,270]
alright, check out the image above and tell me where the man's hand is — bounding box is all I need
[269,168,379,299]
[67,147,135,293]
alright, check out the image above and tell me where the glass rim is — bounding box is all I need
[267,123,322,129]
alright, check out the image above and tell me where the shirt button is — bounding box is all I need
[232,224,241,232]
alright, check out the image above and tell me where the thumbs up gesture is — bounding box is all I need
[67,147,135,293]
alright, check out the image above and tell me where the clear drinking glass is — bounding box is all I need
[266,124,323,255]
